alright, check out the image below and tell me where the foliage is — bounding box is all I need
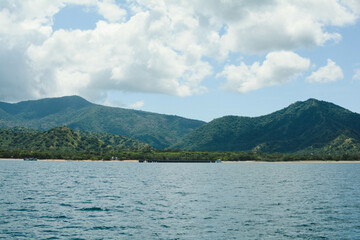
[0,96,205,149]
[1,149,359,161]
[173,99,360,154]
[0,126,359,161]
[2,97,360,155]
[0,126,152,153]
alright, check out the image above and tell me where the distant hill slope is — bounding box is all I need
[173,99,360,154]
[0,126,151,152]
[0,96,205,149]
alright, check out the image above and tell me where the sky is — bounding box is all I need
[0,0,360,122]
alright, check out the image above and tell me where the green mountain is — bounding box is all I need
[173,99,360,154]
[2,96,360,154]
[0,126,151,152]
[0,96,205,149]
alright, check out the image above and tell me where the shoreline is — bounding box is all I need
[223,160,360,163]
[1,158,359,163]
[0,158,139,162]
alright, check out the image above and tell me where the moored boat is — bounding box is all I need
[24,158,37,161]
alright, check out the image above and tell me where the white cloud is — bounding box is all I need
[220,51,310,93]
[102,98,144,109]
[195,0,354,53]
[0,0,63,101]
[0,0,214,101]
[26,14,212,101]
[341,0,360,15]
[306,59,344,83]
[129,100,144,109]
[0,0,358,102]
[353,69,360,80]
[97,0,127,22]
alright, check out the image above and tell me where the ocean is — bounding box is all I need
[1,160,359,239]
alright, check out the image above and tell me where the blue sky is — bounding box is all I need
[0,1,359,121]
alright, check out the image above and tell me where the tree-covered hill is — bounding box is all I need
[0,126,152,153]
[173,99,360,154]
[2,96,360,154]
[0,96,205,149]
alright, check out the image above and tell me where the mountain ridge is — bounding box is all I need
[0,96,205,149]
[1,96,360,154]
[173,98,360,153]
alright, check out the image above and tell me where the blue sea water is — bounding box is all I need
[0,161,359,240]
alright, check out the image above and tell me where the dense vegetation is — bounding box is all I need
[0,96,205,149]
[1,148,359,161]
[174,99,360,154]
[1,97,360,160]
[0,126,152,156]
[0,127,359,161]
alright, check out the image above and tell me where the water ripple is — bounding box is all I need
[0,161,359,239]
[78,207,108,212]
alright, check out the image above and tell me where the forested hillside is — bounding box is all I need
[174,99,360,154]
[0,96,205,149]
[0,126,151,153]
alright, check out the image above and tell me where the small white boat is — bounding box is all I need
[24,158,37,161]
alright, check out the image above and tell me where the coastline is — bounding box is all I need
[0,158,139,162]
[223,160,360,163]
[1,158,359,163]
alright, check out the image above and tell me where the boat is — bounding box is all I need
[215,159,222,163]
[24,158,37,161]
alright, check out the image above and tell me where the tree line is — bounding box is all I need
[1,149,359,161]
